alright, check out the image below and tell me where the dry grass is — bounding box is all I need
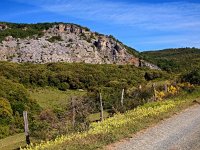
[29,87,86,109]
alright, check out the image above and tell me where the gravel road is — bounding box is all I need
[107,104,200,150]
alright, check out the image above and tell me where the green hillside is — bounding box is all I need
[0,55,200,149]
[142,47,200,73]
[0,61,169,145]
[1,41,200,149]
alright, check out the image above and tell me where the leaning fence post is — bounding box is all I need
[99,93,104,121]
[23,111,30,145]
[121,89,125,107]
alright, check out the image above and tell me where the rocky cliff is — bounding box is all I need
[0,22,160,70]
[0,23,141,65]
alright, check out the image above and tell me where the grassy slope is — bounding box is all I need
[0,88,86,150]
[0,133,25,150]
[142,48,200,72]
[29,87,86,109]
[0,133,38,150]
[22,87,200,150]
[29,87,109,122]
[87,111,110,122]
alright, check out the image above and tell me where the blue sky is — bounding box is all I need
[0,0,200,51]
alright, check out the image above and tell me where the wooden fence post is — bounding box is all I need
[23,111,30,145]
[71,97,76,128]
[139,85,142,90]
[152,83,156,101]
[164,84,168,93]
[99,93,104,121]
[121,89,124,107]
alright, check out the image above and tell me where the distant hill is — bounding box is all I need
[142,48,200,73]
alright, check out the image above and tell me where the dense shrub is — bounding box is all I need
[0,126,10,139]
[58,82,70,91]
[30,94,97,140]
[0,76,41,138]
[144,71,163,81]
[0,62,167,90]
[181,69,200,85]
[142,48,200,73]
[0,98,13,125]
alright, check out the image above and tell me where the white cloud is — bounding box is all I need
[12,0,200,31]
[8,0,200,49]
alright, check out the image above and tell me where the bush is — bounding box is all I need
[0,76,41,138]
[0,126,10,139]
[47,36,63,43]
[182,70,200,85]
[0,77,30,113]
[0,98,13,125]
[58,82,70,91]
[144,71,162,81]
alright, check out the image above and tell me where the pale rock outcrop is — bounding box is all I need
[0,24,8,30]
[0,23,159,69]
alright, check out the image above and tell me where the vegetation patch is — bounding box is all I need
[181,69,200,85]
[0,22,90,43]
[47,36,63,43]
[142,47,200,73]
[29,87,86,109]
[22,87,200,150]
[0,133,38,150]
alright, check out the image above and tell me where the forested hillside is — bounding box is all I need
[142,48,200,73]
[0,62,168,141]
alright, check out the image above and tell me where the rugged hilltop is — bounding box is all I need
[0,22,139,65]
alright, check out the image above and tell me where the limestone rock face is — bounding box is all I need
[0,24,139,65]
[0,24,8,30]
[140,60,161,70]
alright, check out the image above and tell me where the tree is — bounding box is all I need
[182,70,200,85]
[0,98,13,125]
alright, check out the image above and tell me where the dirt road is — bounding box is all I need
[107,105,200,150]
